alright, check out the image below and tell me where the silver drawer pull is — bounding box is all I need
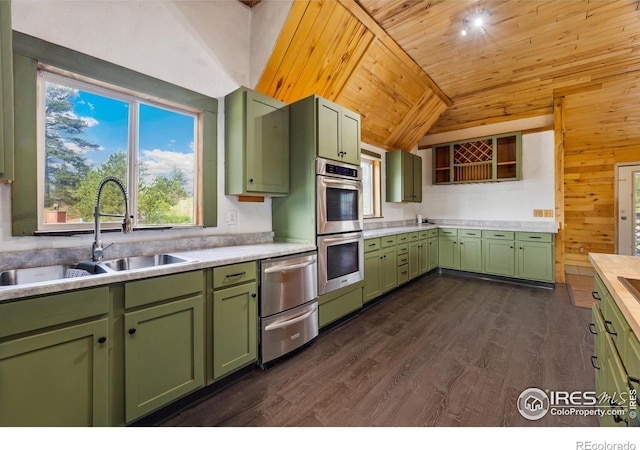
[264,261,314,273]
[264,304,316,331]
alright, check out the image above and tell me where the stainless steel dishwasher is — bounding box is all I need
[259,251,318,367]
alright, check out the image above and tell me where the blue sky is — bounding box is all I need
[56,86,196,194]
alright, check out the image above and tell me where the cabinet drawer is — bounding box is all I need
[364,238,381,253]
[125,270,204,309]
[397,255,409,266]
[602,292,631,356]
[397,243,409,255]
[0,287,109,339]
[419,230,430,240]
[427,228,439,238]
[213,261,257,289]
[396,233,409,244]
[516,232,553,243]
[459,229,481,238]
[438,228,457,237]
[482,230,514,240]
[380,235,397,248]
[626,331,640,383]
[397,264,409,285]
[408,232,419,242]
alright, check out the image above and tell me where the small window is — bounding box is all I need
[38,69,200,230]
[361,153,381,218]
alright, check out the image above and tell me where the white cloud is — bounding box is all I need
[140,148,195,193]
[81,116,99,127]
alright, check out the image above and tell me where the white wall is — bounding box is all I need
[419,130,555,222]
[2,0,284,252]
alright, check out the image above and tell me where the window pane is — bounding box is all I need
[361,158,374,216]
[44,80,129,225]
[137,103,196,225]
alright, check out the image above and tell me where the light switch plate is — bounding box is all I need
[543,209,554,217]
[533,209,543,217]
[225,210,238,225]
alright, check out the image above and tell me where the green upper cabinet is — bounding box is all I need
[0,0,14,180]
[386,150,422,202]
[225,87,289,196]
[316,96,361,165]
[432,132,521,185]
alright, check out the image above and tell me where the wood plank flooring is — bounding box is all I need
[158,273,598,427]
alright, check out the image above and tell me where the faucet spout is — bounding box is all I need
[92,176,132,261]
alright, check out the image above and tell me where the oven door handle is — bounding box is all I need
[320,178,361,188]
[263,260,315,274]
[321,233,362,243]
[264,304,317,331]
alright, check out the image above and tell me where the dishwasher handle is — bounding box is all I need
[264,304,317,331]
[263,260,315,274]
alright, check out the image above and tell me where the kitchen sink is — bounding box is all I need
[0,264,89,286]
[619,276,640,303]
[97,254,191,272]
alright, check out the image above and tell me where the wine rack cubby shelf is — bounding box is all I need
[432,132,521,185]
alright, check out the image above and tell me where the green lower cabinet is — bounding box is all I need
[408,240,420,279]
[213,282,258,379]
[398,264,409,285]
[418,239,429,275]
[381,246,398,292]
[516,241,554,282]
[427,237,439,270]
[124,295,205,423]
[483,239,515,277]
[459,237,482,272]
[438,236,459,269]
[364,250,382,303]
[0,318,109,426]
[318,282,363,328]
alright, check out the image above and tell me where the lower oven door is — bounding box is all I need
[260,301,318,366]
[317,232,364,295]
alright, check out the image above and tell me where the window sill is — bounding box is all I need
[33,225,201,237]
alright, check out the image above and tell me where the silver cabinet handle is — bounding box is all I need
[264,304,316,331]
[322,233,362,243]
[263,260,315,273]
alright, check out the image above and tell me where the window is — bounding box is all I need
[361,152,382,218]
[38,69,199,230]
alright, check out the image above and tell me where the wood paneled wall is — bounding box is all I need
[561,73,640,267]
[256,0,451,151]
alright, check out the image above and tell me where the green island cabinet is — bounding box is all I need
[290,94,361,166]
[590,275,640,427]
[0,0,14,180]
[122,270,205,423]
[433,132,521,184]
[0,286,110,426]
[386,150,422,203]
[211,261,258,379]
[225,87,289,196]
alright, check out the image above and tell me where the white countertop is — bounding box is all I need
[363,221,558,239]
[0,242,315,302]
[589,253,640,338]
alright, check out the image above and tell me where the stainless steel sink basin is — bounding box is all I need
[619,276,640,303]
[0,264,90,286]
[98,254,191,272]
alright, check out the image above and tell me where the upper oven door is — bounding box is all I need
[316,176,363,235]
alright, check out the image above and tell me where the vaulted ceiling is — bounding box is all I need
[257,0,640,150]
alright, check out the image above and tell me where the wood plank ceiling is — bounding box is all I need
[256,0,452,151]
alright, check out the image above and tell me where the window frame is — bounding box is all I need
[361,149,382,219]
[11,31,218,237]
[36,67,201,231]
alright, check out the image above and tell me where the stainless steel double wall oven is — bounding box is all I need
[316,158,364,296]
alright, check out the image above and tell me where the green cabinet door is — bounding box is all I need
[427,237,439,271]
[418,239,429,275]
[317,97,342,162]
[517,242,554,282]
[317,97,361,164]
[386,151,422,203]
[0,0,14,180]
[381,246,398,293]
[213,281,258,379]
[225,87,289,196]
[341,108,361,165]
[438,236,459,269]
[459,237,482,272]
[124,295,205,423]
[364,250,382,303]
[483,239,515,277]
[0,318,109,426]
[408,240,420,279]
[412,154,422,202]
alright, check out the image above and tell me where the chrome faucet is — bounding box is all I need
[92,176,132,261]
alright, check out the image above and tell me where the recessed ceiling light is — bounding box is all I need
[461,9,491,37]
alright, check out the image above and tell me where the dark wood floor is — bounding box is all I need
[159,273,598,427]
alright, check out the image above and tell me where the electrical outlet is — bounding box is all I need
[543,209,554,218]
[533,209,543,217]
[225,210,238,225]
